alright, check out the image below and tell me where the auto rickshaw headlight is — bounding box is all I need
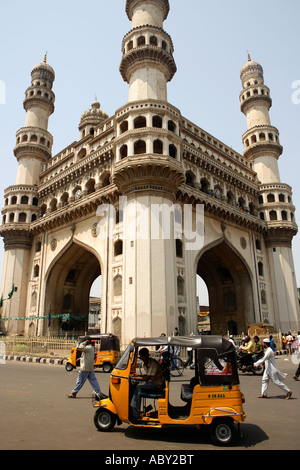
[111,377,120,384]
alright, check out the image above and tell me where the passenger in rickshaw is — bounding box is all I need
[130,347,165,419]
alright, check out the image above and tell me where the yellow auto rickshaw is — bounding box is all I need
[65,334,120,373]
[93,335,246,446]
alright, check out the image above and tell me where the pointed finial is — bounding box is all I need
[43,52,48,64]
[247,50,251,62]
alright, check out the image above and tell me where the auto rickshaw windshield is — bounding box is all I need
[115,343,134,370]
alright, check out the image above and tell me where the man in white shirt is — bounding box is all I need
[67,337,106,399]
[254,338,292,400]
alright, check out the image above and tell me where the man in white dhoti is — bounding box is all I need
[254,338,292,400]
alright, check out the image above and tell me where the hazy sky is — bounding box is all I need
[0,0,299,304]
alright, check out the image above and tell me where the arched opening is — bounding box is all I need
[134,116,146,129]
[185,171,196,187]
[153,139,163,154]
[85,178,95,195]
[120,144,128,159]
[169,144,177,158]
[120,120,128,134]
[152,115,162,128]
[196,275,210,333]
[196,241,254,335]
[45,242,102,335]
[134,140,146,155]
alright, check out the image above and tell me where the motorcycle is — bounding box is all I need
[237,351,264,375]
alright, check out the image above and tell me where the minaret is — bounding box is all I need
[240,54,282,183]
[240,55,299,332]
[0,57,55,335]
[110,0,187,343]
[15,54,55,185]
[120,0,176,102]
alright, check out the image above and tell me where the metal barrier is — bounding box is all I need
[0,337,75,358]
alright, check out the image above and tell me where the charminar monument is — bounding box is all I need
[0,0,299,346]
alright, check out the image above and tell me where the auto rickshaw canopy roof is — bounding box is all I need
[78,333,120,351]
[132,335,234,355]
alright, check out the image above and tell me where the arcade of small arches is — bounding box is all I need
[116,113,178,161]
[244,129,280,147]
[122,29,173,56]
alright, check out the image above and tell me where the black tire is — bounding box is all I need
[102,362,113,373]
[170,357,185,377]
[252,363,265,376]
[94,408,116,432]
[209,418,236,446]
[65,362,74,372]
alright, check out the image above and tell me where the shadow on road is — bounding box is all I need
[121,422,269,449]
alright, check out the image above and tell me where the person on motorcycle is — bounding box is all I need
[239,336,255,370]
[239,335,263,371]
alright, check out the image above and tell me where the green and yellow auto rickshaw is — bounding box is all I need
[65,334,120,373]
[93,335,246,446]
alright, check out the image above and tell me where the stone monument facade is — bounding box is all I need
[0,1,299,346]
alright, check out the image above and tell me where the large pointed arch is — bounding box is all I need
[195,237,255,335]
[44,239,102,334]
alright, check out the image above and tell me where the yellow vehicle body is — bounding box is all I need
[65,334,120,373]
[93,336,246,446]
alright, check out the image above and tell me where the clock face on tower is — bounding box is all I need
[74,188,82,200]
[215,187,221,199]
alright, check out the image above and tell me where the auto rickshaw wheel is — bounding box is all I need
[94,408,116,432]
[102,362,113,373]
[65,362,74,372]
[209,418,236,446]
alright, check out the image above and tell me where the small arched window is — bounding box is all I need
[120,144,128,159]
[134,116,146,129]
[152,115,162,128]
[134,140,146,155]
[21,195,29,205]
[120,120,128,133]
[19,212,27,223]
[153,139,163,154]
[150,36,158,46]
[137,36,145,47]
[169,144,177,158]
[114,239,123,257]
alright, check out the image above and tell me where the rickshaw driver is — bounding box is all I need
[130,347,165,419]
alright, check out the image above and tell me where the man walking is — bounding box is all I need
[254,338,292,400]
[66,336,106,399]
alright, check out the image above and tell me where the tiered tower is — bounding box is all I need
[240,55,299,332]
[112,0,188,340]
[0,56,55,334]
[120,0,176,102]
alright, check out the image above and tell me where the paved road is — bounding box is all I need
[0,355,299,451]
